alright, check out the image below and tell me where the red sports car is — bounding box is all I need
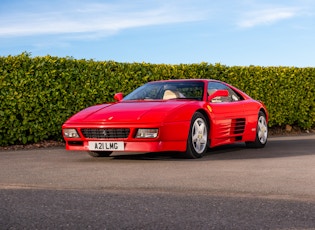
[62,79,268,158]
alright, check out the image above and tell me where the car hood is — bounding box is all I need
[65,100,196,124]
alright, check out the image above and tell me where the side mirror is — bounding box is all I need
[114,92,124,101]
[208,89,229,102]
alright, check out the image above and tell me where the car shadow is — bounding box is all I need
[110,151,182,161]
[106,138,315,161]
[203,138,315,161]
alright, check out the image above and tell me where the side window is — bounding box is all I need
[208,82,242,103]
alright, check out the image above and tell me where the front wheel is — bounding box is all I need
[88,151,112,157]
[246,111,268,148]
[183,112,209,159]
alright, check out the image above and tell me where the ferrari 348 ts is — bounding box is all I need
[62,79,268,158]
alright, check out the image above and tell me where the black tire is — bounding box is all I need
[88,151,112,157]
[183,112,209,159]
[246,111,268,148]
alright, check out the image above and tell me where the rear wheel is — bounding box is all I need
[88,151,112,157]
[184,112,209,159]
[246,111,268,148]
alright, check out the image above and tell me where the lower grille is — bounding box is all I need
[68,141,84,146]
[81,128,130,139]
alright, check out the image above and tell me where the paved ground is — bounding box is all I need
[1,135,315,229]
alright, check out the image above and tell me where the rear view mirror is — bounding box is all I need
[208,89,229,102]
[114,92,124,101]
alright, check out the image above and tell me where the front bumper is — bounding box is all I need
[62,121,190,153]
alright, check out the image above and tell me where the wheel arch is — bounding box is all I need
[183,109,210,158]
[195,109,211,147]
[259,107,268,123]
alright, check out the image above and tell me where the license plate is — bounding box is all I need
[88,141,124,151]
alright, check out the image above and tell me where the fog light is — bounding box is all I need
[136,129,158,138]
[63,129,80,138]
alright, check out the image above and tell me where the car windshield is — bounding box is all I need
[123,81,204,101]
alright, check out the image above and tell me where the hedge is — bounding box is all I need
[0,53,314,146]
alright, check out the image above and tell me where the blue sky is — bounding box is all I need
[0,0,314,67]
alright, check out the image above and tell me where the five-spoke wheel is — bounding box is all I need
[184,112,209,158]
[246,111,268,148]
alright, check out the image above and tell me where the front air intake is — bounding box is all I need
[81,128,130,139]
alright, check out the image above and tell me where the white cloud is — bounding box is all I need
[237,7,300,28]
[0,1,207,38]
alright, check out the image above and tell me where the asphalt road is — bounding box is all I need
[1,135,315,229]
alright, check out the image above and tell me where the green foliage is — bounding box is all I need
[0,53,314,146]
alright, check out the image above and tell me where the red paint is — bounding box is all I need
[62,79,268,154]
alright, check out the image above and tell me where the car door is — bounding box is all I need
[207,82,246,146]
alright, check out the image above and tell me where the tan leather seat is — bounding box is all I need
[163,90,179,99]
